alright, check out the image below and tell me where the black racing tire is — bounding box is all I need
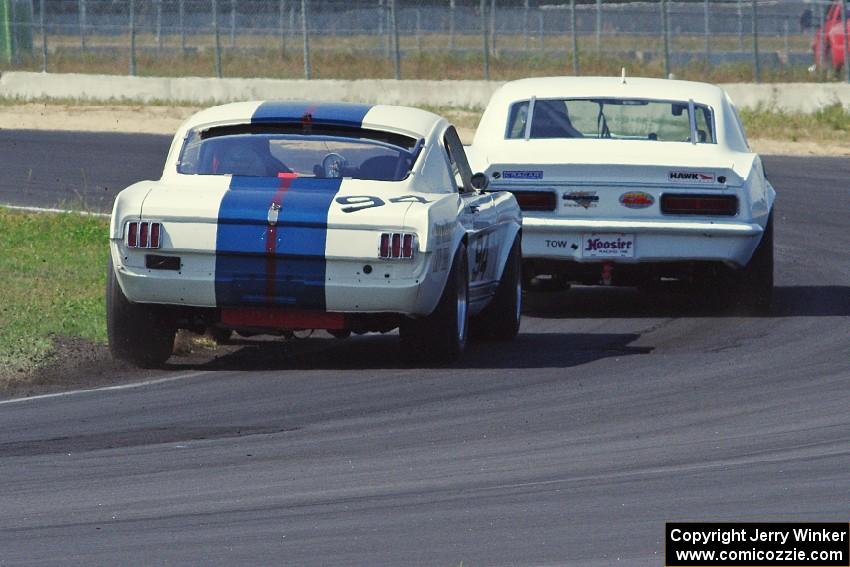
[400,243,469,362]
[711,212,774,314]
[735,211,774,314]
[471,234,521,341]
[106,260,176,368]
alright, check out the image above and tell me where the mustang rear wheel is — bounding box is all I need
[472,234,521,341]
[400,243,469,362]
[107,261,177,368]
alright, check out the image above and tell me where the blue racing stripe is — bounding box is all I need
[251,101,373,128]
[213,102,371,311]
[215,177,342,309]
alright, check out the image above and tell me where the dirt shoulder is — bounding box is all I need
[746,138,850,157]
[1,103,201,135]
[2,103,848,156]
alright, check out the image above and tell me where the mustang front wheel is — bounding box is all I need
[106,261,177,368]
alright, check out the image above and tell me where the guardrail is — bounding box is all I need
[4,71,850,112]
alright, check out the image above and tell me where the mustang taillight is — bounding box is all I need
[660,194,738,216]
[402,234,413,258]
[510,190,557,212]
[379,232,415,259]
[391,233,401,258]
[127,222,138,247]
[150,223,161,248]
[126,221,162,248]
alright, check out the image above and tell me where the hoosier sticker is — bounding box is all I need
[581,233,635,258]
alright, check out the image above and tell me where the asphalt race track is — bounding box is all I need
[0,130,170,212]
[1,131,849,566]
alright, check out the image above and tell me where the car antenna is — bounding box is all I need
[621,67,627,84]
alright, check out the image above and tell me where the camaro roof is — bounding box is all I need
[179,101,443,140]
[487,76,728,107]
[471,76,748,153]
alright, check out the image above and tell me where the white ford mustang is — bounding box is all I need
[108,101,521,366]
[467,76,775,311]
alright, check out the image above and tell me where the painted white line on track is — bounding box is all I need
[0,371,211,406]
[1,204,109,217]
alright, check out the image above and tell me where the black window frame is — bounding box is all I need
[442,125,474,193]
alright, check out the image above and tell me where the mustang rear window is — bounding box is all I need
[506,98,715,143]
[177,124,423,181]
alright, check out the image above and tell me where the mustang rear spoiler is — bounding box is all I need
[198,122,422,153]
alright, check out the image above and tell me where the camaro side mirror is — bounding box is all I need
[471,172,489,191]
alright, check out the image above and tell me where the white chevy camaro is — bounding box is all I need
[108,101,521,366]
[467,76,775,311]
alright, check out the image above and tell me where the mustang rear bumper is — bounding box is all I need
[520,217,764,268]
[111,241,446,318]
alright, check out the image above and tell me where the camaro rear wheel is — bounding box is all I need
[472,234,521,341]
[736,211,774,314]
[106,261,177,368]
[400,243,469,362]
[709,211,774,314]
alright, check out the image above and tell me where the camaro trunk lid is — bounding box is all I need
[479,140,745,182]
[477,140,750,219]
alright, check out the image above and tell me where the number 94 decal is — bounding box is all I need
[336,194,430,213]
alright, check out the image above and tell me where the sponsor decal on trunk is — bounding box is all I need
[563,191,599,209]
[502,170,543,180]
[619,191,655,209]
[668,171,716,184]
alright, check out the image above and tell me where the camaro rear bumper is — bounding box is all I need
[520,217,764,268]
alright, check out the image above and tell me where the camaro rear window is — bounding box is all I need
[177,124,423,181]
[506,98,715,143]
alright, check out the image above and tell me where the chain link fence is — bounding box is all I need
[1,0,846,83]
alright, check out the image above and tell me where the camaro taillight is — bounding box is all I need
[379,232,415,259]
[660,194,738,216]
[125,221,162,248]
[510,190,557,212]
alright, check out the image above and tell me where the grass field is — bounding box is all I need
[739,104,850,142]
[3,96,849,145]
[9,29,829,83]
[11,49,823,83]
[0,209,109,383]
[424,104,850,145]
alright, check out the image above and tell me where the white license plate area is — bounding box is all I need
[581,233,635,258]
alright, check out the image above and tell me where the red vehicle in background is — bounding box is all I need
[813,1,850,72]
